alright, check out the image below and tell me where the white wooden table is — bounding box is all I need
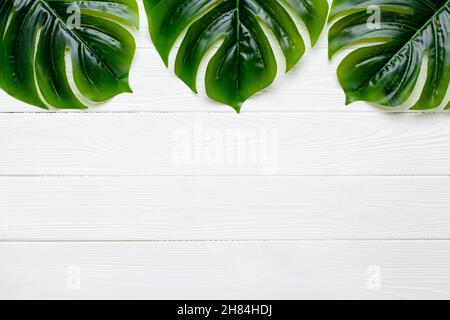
[1,1,450,299]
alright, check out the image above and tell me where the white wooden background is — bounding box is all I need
[1,1,450,299]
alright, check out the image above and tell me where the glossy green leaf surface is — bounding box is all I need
[0,0,139,109]
[329,0,450,110]
[144,0,329,112]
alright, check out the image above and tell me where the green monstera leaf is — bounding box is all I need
[328,0,450,110]
[0,0,139,109]
[144,0,329,112]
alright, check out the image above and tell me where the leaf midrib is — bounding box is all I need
[235,0,241,95]
[37,0,120,80]
[363,0,450,90]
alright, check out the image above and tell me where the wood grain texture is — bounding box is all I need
[0,46,365,112]
[1,44,446,112]
[1,112,450,176]
[0,0,447,112]
[1,0,449,299]
[1,176,450,241]
[1,241,450,299]
[0,0,335,112]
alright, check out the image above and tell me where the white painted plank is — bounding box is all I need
[0,1,340,113]
[1,177,450,240]
[1,113,450,175]
[1,241,449,299]
[4,45,446,113]
[2,46,445,113]
[0,46,371,113]
[1,39,446,112]
[0,0,447,112]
